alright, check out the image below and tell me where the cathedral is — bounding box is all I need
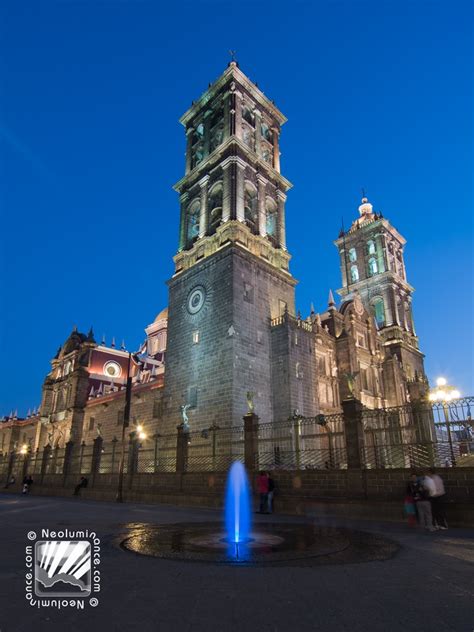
[0,62,429,454]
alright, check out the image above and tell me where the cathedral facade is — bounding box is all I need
[0,63,428,454]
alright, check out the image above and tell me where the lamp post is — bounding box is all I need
[116,352,141,502]
[429,377,461,467]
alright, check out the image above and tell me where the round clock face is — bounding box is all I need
[104,361,122,378]
[187,286,206,314]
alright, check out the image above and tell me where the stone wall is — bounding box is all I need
[7,467,473,526]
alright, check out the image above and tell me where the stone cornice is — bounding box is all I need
[172,220,293,278]
[334,218,406,247]
[173,137,292,193]
[179,63,287,128]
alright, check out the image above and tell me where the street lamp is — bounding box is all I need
[429,377,461,466]
[116,352,141,503]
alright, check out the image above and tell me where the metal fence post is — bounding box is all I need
[40,444,51,481]
[91,436,103,475]
[63,441,74,479]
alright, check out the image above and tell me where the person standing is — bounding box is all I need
[267,473,275,514]
[256,471,269,513]
[22,474,33,494]
[417,472,436,532]
[429,468,448,530]
[404,473,419,527]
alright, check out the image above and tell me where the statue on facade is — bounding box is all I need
[343,371,359,396]
[180,404,191,432]
[246,391,255,413]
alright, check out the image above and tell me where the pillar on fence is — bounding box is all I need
[5,451,15,485]
[127,436,139,477]
[91,437,103,474]
[41,445,51,480]
[341,398,364,469]
[63,441,74,478]
[176,424,189,473]
[243,412,259,472]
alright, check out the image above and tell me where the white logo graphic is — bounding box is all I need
[25,530,100,609]
[35,540,91,597]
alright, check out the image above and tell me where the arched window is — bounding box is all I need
[368,257,378,276]
[261,122,273,142]
[192,144,204,168]
[265,198,278,246]
[186,200,200,246]
[350,265,359,282]
[242,126,254,150]
[349,248,357,262]
[194,123,204,140]
[262,146,272,165]
[373,298,385,328]
[208,183,223,235]
[242,105,255,127]
[367,240,376,255]
[244,183,258,233]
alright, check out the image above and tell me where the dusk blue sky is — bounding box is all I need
[1,0,472,415]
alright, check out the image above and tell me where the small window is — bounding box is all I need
[373,298,385,328]
[89,417,95,431]
[153,399,163,419]
[367,240,376,255]
[117,409,124,426]
[368,257,378,276]
[188,385,198,408]
[192,331,200,344]
[244,283,254,303]
[349,248,357,262]
[350,265,359,282]
[296,362,303,379]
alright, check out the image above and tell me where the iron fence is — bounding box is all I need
[1,398,473,479]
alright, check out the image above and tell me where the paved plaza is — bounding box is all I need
[0,493,473,632]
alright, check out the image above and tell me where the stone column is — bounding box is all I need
[198,175,210,238]
[272,127,280,172]
[341,397,364,469]
[243,412,259,473]
[276,190,287,250]
[223,90,231,140]
[176,424,189,474]
[185,128,194,174]
[257,174,267,237]
[222,159,232,223]
[254,109,262,156]
[203,110,212,158]
[91,436,103,475]
[234,90,243,140]
[235,160,246,223]
[178,192,188,252]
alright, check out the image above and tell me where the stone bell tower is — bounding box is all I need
[163,61,296,431]
[334,196,427,398]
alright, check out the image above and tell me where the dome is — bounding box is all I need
[154,307,168,323]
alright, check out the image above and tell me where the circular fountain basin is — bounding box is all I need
[120,522,398,566]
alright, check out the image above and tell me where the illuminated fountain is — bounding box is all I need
[224,461,252,558]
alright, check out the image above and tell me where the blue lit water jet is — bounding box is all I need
[225,461,251,545]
